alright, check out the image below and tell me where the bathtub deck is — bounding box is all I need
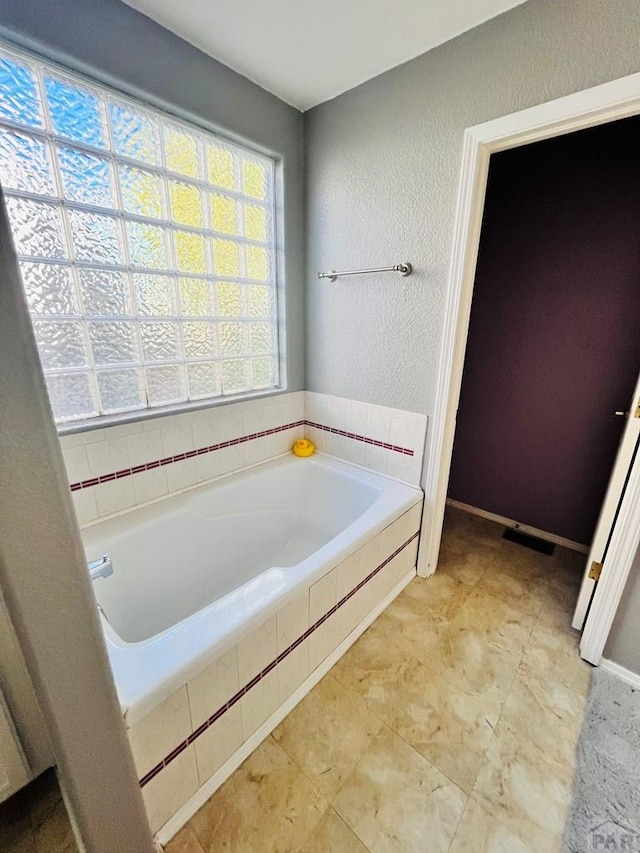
[164,507,591,853]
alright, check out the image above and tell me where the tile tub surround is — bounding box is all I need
[59,391,426,525]
[60,392,305,524]
[127,501,422,835]
[304,392,427,485]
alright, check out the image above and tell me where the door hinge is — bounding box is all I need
[589,561,603,581]
[635,400,640,418]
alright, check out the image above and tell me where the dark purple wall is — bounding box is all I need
[448,117,640,545]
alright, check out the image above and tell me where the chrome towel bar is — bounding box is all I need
[317,262,412,283]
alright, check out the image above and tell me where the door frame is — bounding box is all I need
[416,70,640,665]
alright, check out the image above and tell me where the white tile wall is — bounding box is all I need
[304,392,427,485]
[60,392,305,524]
[132,497,423,836]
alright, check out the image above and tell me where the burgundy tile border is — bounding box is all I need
[305,421,414,456]
[69,420,414,492]
[138,528,420,788]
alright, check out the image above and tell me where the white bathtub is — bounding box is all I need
[83,453,422,726]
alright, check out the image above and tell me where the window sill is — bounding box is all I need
[56,387,290,436]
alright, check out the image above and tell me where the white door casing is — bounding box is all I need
[417,70,640,665]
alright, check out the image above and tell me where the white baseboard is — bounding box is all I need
[446,498,589,554]
[155,566,416,847]
[600,657,640,689]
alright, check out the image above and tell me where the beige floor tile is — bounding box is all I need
[298,808,369,852]
[475,568,543,618]
[402,573,472,619]
[498,668,587,771]
[436,545,490,587]
[451,587,536,651]
[449,796,535,853]
[336,648,499,794]
[273,674,383,800]
[333,726,466,853]
[164,822,205,853]
[519,641,592,697]
[529,617,582,658]
[189,737,329,852]
[472,726,575,852]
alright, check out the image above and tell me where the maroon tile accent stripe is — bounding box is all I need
[138,528,420,788]
[305,421,414,456]
[69,420,414,492]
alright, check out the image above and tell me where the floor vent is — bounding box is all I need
[502,528,555,555]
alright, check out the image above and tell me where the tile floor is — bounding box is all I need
[165,506,592,853]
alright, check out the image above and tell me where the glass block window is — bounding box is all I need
[0,45,279,423]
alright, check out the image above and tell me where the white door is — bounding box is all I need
[572,371,640,630]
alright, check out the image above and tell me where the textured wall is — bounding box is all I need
[304,0,640,418]
[0,0,305,391]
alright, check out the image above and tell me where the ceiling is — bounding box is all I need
[122,0,527,111]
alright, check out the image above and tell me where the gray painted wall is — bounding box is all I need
[0,0,304,844]
[304,0,640,416]
[0,0,305,392]
[605,545,640,676]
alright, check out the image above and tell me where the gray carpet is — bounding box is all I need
[564,667,640,852]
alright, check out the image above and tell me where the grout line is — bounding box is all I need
[69,419,414,492]
[138,530,420,788]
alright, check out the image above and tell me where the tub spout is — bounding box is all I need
[88,554,113,581]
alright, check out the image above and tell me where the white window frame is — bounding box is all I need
[0,42,285,434]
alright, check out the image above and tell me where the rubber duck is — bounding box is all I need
[293,438,315,457]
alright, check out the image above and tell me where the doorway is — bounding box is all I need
[446,117,640,585]
[419,71,640,666]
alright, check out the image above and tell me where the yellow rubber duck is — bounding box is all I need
[293,438,315,457]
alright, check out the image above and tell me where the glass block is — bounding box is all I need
[109,101,160,165]
[97,368,144,413]
[221,359,249,395]
[169,181,204,228]
[20,262,78,315]
[0,56,43,128]
[249,322,273,355]
[45,371,96,422]
[119,165,163,219]
[0,130,55,196]
[174,230,206,274]
[247,284,272,318]
[140,321,181,361]
[44,75,105,148]
[133,274,175,316]
[6,197,66,259]
[187,362,220,400]
[126,221,168,270]
[242,160,267,200]
[251,356,275,389]
[178,278,210,317]
[88,321,137,365]
[244,204,268,242]
[183,322,216,359]
[146,363,187,406]
[206,144,235,189]
[213,239,240,277]
[246,245,270,282]
[216,282,243,317]
[68,209,122,265]
[33,319,86,369]
[58,146,113,207]
[210,193,239,235]
[165,126,200,179]
[219,321,246,357]
[79,268,128,316]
